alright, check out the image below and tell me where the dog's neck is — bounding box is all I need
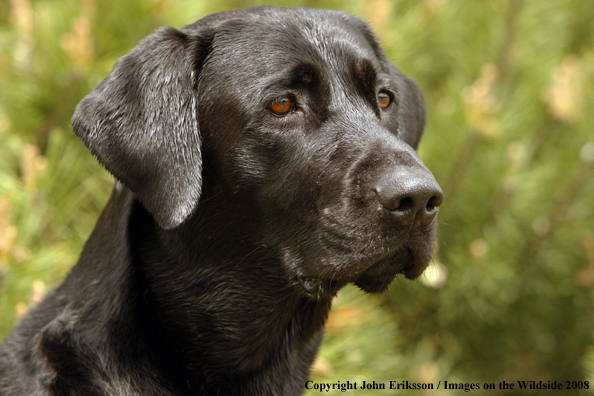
[81,185,332,392]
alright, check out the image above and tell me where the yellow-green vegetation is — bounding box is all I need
[1,0,593,394]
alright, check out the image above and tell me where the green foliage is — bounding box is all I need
[1,0,593,394]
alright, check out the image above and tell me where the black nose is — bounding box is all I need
[373,167,443,227]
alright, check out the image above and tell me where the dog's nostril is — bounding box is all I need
[395,197,414,212]
[426,195,442,213]
[373,168,443,226]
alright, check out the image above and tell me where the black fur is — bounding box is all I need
[0,7,442,395]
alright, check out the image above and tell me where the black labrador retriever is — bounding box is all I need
[0,7,442,395]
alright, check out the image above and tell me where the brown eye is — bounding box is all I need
[378,91,391,110]
[270,96,294,116]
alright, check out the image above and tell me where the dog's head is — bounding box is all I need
[72,7,442,296]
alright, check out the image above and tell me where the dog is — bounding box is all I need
[0,6,442,395]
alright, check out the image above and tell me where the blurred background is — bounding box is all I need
[0,0,593,394]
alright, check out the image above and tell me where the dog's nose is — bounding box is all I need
[373,168,443,227]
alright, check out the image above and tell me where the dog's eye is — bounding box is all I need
[270,96,294,116]
[378,91,391,110]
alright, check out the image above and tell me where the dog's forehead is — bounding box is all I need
[203,9,383,74]
[194,8,389,104]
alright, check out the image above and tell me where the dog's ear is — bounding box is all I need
[72,27,214,229]
[389,63,426,150]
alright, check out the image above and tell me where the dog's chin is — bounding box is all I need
[298,246,432,296]
[354,247,429,293]
[353,271,399,294]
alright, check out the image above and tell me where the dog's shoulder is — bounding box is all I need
[0,187,159,395]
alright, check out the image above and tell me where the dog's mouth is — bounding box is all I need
[297,244,431,296]
[297,276,322,294]
[353,247,421,293]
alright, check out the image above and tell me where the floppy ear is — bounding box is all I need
[72,27,214,229]
[389,63,426,150]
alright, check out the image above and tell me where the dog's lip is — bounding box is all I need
[352,247,432,293]
[356,247,411,277]
[297,276,322,294]
[363,245,431,280]
[296,244,429,294]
